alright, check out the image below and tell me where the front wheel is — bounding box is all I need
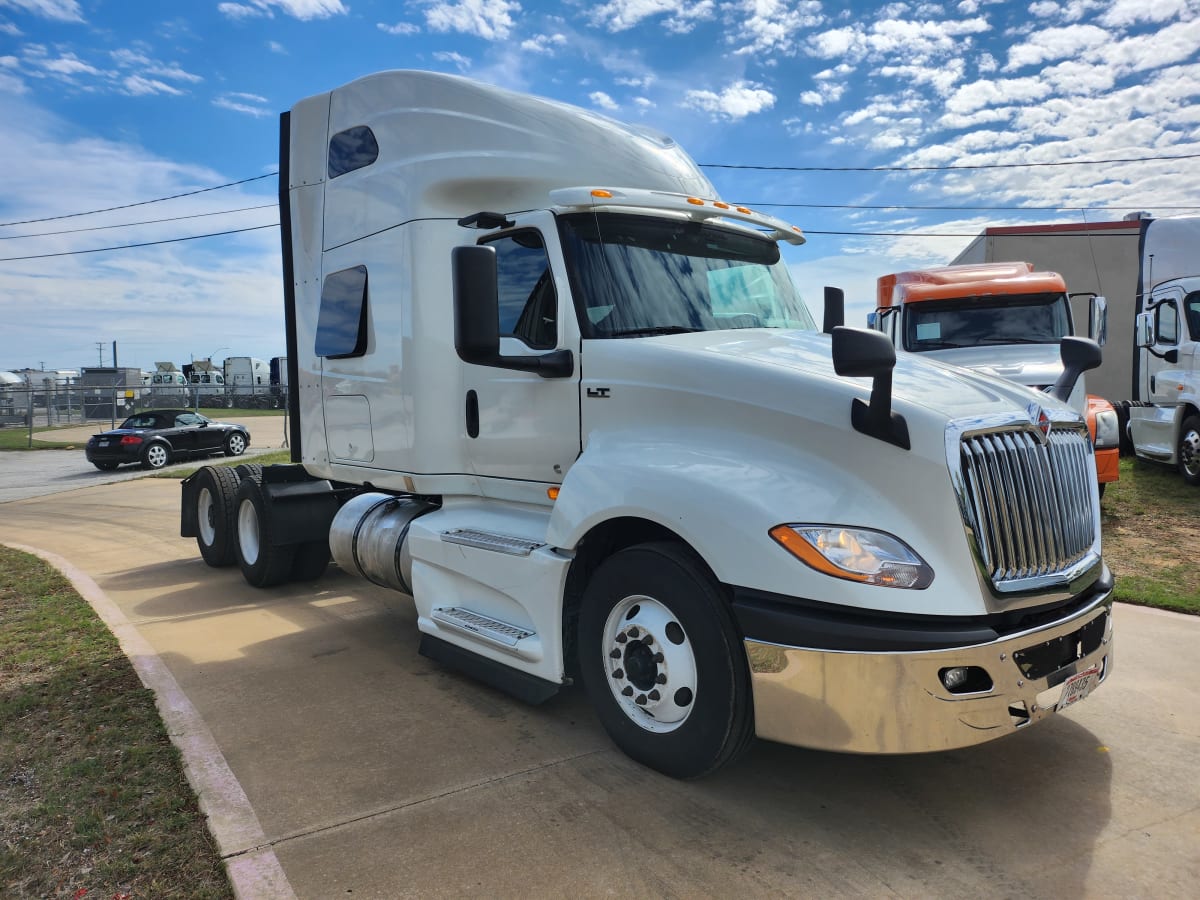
[224,431,247,457]
[577,542,754,779]
[1178,415,1200,485]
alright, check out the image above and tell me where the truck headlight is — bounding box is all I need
[1094,409,1119,449]
[769,524,933,589]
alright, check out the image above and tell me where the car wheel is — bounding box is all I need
[92,461,120,471]
[141,442,170,470]
[577,542,755,779]
[195,466,242,567]
[291,541,331,581]
[224,431,247,457]
[1178,415,1200,486]
[234,471,295,587]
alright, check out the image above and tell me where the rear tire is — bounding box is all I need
[141,442,170,470]
[234,472,295,587]
[195,466,241,567]
[577,542,754,779]
[92,461,119,471]
[1178,415,1200,486]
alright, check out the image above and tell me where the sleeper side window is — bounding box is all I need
[484,231,557,350]
[328,126,379,178]
[316,266,370,358]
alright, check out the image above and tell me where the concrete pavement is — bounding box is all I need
[2,479,1198,899]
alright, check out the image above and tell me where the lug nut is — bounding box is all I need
[612,669,624,679]
[648,690,660,701]
[628,627,640,638]
[655,674,667,684]
[642,633,653,645]
[635,694,647,705]
[609,649,621,659]
[654,652,664,663]
[615,633,627,644]
[621,686,633,696]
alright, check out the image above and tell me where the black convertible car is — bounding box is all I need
[85,409,250,471]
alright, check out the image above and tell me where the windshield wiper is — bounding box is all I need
[606,325,702,337]
[912,340,965,350]
[973,337,1058,345]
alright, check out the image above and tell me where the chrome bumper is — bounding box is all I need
[746,592,1113,754]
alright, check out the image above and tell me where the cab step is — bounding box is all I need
[440,528,544,556]
[432,606,534,650]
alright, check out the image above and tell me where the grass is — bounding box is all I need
[0,547,233,899]
[154,450,293,479]
[0,409,285,452]
[0,429,78,451]
[1102,456,1200,615]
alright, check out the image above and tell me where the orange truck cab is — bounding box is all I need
[871,262,1119,495]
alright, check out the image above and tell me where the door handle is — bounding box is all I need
[465,390,479,439]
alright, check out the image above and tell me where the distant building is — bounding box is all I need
[950,218,1144,404]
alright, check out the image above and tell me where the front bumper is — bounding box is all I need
[743,587,1113,754]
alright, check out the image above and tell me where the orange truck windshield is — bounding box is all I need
[903,292,1072,352]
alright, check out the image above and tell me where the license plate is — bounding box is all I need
[98,440,110,447]
[1056,665,1101,712]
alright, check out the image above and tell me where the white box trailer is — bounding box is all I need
[1130,216,1200,483]
[181,71,1114,777]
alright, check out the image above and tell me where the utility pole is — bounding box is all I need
[95,342,105,366]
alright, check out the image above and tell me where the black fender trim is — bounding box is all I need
[731,566,1114,653]
[419,634,561,705]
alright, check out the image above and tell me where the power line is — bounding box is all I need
[0,172,277,228]
[0,204,279,240]
[0,224,278,262]
[743,201,1200,212]
[700,150,1200,172]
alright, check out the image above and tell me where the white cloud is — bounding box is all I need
[684,81,775,119]
[217,0,347,21]
[39,51,100,76]
[589,90,618,110]
[944,75,1052,115]
[268,40,287,53]
[425,0,521,40]
[0,20,22,35]
[634,96,654,108]
[378,21,420,35]
[521,32,567,54]
[724,0,824,55]
[587,0,715,35]
[1003,24,1108,70]
[1100,0,1190,27]
[433,50,472,71]
[878,57,965,96]
[807,15,990,64]
[111,49,203,83]
[122,75,183,96]
[1026,1,1103,22]
[213,92,271,115]
[0,0,82,22]
[799,80,845,106]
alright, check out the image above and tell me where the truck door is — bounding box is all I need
[1136,287,1187,453]
[464,215,582,484]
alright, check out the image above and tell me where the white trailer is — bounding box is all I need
[1130,216,1200,483]
[181,71,1114,777]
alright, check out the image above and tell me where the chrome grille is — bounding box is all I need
[958,426,1097,586]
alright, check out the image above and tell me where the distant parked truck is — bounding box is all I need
[870,262,1120,494]
[223,356,271,406]
[1130,215,1200,484]
[147,362,188,404]
[183,359,228,405]
[269,356,288,407]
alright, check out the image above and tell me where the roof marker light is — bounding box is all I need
[547,486,560,501]
[713,201,730,209]
[736,206,753,214]
[686,197,705,206]
[591,189,613,198]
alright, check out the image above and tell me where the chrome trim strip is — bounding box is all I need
[440,528,544,556]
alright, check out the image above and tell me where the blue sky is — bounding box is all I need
[2,0,1199,372]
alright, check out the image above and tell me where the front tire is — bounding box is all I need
[234,472,295,587]
[195,466,241,567]
[1178,415,1200,485]
[577,542,754,779]
[224,431,247,457]
[141,442,170,470]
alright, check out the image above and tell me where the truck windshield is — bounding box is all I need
[903,292,1071,352]
[558,211,816,337]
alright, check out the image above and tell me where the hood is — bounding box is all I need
[911,343,1063,390]
[635,329,1072,423]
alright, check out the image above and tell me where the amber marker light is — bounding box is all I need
[769,524,933,589]
[547,487,560,500]
[591,189,613,198]
[713,201,730,209]
[735,206,752,214]
[686,197,705,205]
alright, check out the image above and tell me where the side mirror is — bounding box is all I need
[452,246,573,378]
[1089,295,1108,347]
[1135,312,1155,348]
[866,311,878,330]
[823,286,844,334]
[832,327,909,450]
[1048,336,1102,403]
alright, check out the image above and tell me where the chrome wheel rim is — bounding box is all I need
[197,487,216,545]
[237,499,260,565]
[146,445,167,468]
[228,434,245,454]
[602,595,697,733]
[1182,427,1200,478]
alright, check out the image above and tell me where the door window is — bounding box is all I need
[1184,292,1200,341]
[485,231,557,349]
[1155,299,1179,345]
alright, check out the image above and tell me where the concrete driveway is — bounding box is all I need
[2,479,1197,899]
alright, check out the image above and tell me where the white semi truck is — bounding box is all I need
[181,71,1113,778]
[1130,216,1200,484]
